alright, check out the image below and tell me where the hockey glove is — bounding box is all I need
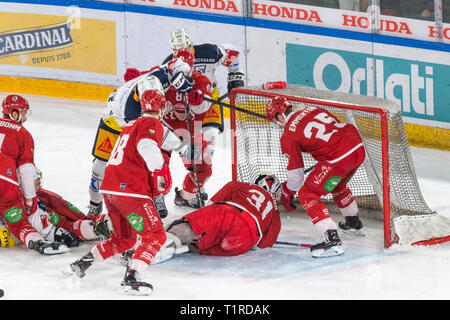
[123,68,141,82]
[281,182,297,212]
[187,89,204,106]
[171,72,193,93]
[227,71,245,93]
[152,164,173,196]
[176,140,201,162]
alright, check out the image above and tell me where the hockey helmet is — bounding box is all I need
[2,94,30,119]
[174,48,195,70]
[255,172,282,198]
[266,96,291,123]
[169,28,193,52]
[137,76,166,113]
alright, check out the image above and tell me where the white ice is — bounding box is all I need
[1,93,449,300]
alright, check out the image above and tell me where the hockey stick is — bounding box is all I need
[203,96,266,119]
[204,96,317,174]
[184,95,204,208]
[275,241,312,248]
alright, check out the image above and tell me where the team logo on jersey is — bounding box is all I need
[94,127,119,161]
[324,176,342,192]
[48,211,60,225]
[66,201,82,214]
[127,213,144,232]
[4,207,23,223]
[97,137,114,153]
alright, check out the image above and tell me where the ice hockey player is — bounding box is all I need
[161,48,214,209]
[125,28,245,158]
[165,28,245,159]
[66,76,173,296]
[265,96,366,258]
[0,94,68,254]
[164,173,282,257]
[88,56,195,218]
[27,168,111,247]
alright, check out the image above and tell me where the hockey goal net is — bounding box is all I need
[229,85,450,248]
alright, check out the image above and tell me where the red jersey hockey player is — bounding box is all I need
[265,96,366,258]
[161,48,213,209]
[0,94,67,254]
[66,76,172,296]
[165,173,282,256]
[30,168,111,246]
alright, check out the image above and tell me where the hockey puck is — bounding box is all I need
[0,289,4,298]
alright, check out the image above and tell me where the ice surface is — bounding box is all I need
[1,93,449,300]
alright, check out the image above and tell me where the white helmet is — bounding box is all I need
[169,28,192,51]
[137,75,164,99]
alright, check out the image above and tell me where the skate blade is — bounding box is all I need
[120,285,153,296]
[43,244,70,255]
[311,245,344,258]
[62,265,77,277]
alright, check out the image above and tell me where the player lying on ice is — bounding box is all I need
[1,167,111,251]
[265,96,366,258]
[65,76,175,296]
[115,173,283,265]
[29,168,110,246]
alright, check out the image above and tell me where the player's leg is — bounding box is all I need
[332,147,366,236]
[201,86,223,159]
[121,198,166,295]
[175,135,212,208]
[67,194,136,277]
[153,150,172,219]
[88,119,121,216]
[298,162,344,257]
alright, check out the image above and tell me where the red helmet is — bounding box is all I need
[140,90,166,113]
[2,94,29,116]
[174,48,195,69]
[266,96,290,122]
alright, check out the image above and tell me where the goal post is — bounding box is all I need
[229,84,450,248]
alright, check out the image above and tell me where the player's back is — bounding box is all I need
[101,116,164,198]
[210,181,281,248]
[281,106,362,163]
[0,118,33,183]
[103,76,143,128]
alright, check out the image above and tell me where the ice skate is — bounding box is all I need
[28,240,69,255]
[120,267,153,296]
[310,229,344,258]
[65,252,94,278]
[87,201,102,217]
[174,187,207,209]
[338,215,365,236]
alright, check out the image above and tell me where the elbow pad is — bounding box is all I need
[18,163,37,199]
